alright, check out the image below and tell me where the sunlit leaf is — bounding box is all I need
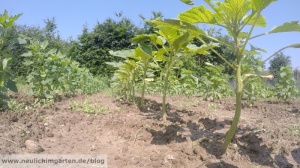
[280,72,286,78]
[2,58,10,70]
[269,21,300,34]
[23,60,34,66]
[106,61,124,68]
[251,0,277,12]
[155,48,168,61]
[148,19,205,37]
[17,37,27,44]
[238,32,249,39]
[242,14,266,27]
[179,5,217,24]
[109,50,135,59]
[21,51,33,57]
[0,10,22,28]
[186,42,219,55]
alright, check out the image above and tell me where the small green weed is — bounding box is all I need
[69,99,109,115]
[287,125,300,137]
[208,103,217,112]
[7,99,26,112]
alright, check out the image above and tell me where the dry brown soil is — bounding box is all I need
[1,92,300,168]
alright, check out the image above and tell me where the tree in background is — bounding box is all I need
[68,17,141,76]
[139,11,163,34]
[269,52,291,78]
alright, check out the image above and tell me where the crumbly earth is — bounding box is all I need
[1,92,300,168]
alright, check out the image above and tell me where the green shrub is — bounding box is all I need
[274,66,299,101]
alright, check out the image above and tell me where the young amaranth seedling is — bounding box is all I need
[179,0,300,152]
[134,19,216,121]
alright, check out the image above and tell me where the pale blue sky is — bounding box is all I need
[1,0,300,68]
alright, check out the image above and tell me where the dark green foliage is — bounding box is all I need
[274,66,299,101]
[269,52,291,79]
[18,35,102,100]
[68,18,141,76]
[0,18,71,76]
[0,10,21,108]
[199,66,232,101]
[243,77,273,106]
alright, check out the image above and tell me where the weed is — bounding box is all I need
[7,99,26,113]
[208,103,217,112]
[69,99,109,115]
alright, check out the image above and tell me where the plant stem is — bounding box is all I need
[141,67,147,107]
[162,57,173,121]
[222,57,242,152]
[132,71,136,103]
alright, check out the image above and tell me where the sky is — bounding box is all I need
[1,0,300,69]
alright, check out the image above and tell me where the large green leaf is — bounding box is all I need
[178,5,217,24]
[138,43,152,56]
[148,19,205,37]
[221,0,251,21]
[172,32,190,52]
[155,48,168,61]
[269,21,300,34]
[7,79,18,92]
[186,42,219,55]
[242,14,267,27]
[156,26,181,44]
[132,34,158,44]
[250,0,277,12]
[135,43,152,62]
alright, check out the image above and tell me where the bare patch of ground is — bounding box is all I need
[1,92,300,167]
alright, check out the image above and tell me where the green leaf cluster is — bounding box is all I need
[0,10,21,108]
[178,0,300,152]
[274,66,299,101]
[18,35,99,100]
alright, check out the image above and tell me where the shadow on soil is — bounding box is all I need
[206,161,238,168]
[139,97,296,167]
[136,97,164,120]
